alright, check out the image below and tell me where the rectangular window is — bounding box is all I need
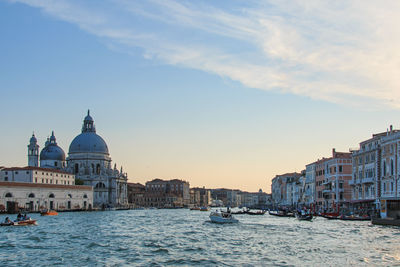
[4,177,8,181]
[339,165,343,173]
[35,178,37,183]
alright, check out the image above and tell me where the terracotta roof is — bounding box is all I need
[1,166,73,175]
[0,181,91,190]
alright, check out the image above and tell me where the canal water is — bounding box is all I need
[1,209,399,266]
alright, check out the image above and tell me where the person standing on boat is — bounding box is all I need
[17,212,23,221]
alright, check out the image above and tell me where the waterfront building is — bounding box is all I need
[210,189,229,206]
[322,149,352,212]
[0,167,74,185]
[350,131,388,213]
[134,178,190,208]
[190,187,211,207]
[379,127,400,218]
[0,181,92,212]
[127,182,145,207]
[304,163,316,206]
[66,111,128,208]
[271,172,301,208]
[315,158,328,212]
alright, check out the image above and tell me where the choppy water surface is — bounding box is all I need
[1,209,400,266]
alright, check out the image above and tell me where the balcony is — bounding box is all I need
[322,189,331,194]
[362,177,374,184]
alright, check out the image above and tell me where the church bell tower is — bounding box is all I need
[28,133,39,167]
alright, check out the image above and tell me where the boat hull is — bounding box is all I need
[372,217,400,226]
[41,210,58,216]
[1,219,37,226]
[268,211,295,217]
[209,215,238,223]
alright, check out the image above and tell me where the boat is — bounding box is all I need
[40,210,58,216]
[231,209,247,215]
[339,215,370,221]
[268,210,295,217]
[190,207,201,210]
[246,210,266,215]
[209,210,238,223]
[372,217,400,226]
[296,212,313,221]
[1,219,37,227]
[321,214,340,220]
[200,206,210,211]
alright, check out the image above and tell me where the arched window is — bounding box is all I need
[74,163,79,174]
[96,164,101,175]
[28,193,35,198]
[5,192,12,198]
[95,182,106,189]
[54,161,58,167]
[49,193,55,198]
[68,194,72,198]
[83,194,88,199]
[91,164,95,174]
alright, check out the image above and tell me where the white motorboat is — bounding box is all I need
[209,210,238,223]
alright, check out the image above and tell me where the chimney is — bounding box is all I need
[390,125,393,132]
[332,148,336,155]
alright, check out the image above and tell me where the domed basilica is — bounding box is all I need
[28,111,128,208]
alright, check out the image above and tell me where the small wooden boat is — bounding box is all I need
[321,215,340,220]
[1,219,37,227]
[231,210,246,215]
[246,210,266,215]
[200,207,210,211]
[190,207,201,211]
[40,210,58,216]
[296,213,313,221]
[268,211,295,217]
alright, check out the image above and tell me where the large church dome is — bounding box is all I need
[40,131,66,161]
[68,110,109,155]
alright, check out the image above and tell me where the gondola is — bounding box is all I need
[246,210,266,215]
[268,211,295,217]
[296,213,313,221]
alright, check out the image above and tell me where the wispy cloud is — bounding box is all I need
[8,0,400,108]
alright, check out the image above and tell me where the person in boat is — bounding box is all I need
[17,212,23,221]
[4,217,13,224]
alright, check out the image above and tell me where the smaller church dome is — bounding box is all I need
[40,131,66,161]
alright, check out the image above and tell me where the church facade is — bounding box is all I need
[25,110,128,208]
[66,111,128,208]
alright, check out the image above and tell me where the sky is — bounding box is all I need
[1,0,400,193]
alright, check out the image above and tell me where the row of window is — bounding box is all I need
[3,171,70,178]
[5,192,87,198]
[34,178,71,185]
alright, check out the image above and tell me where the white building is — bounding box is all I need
[0,167,75,185]
[66,111,128,208]
[304,163,316,206]
[0,181,92,212]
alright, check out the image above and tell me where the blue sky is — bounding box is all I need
[1,0,400,192]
